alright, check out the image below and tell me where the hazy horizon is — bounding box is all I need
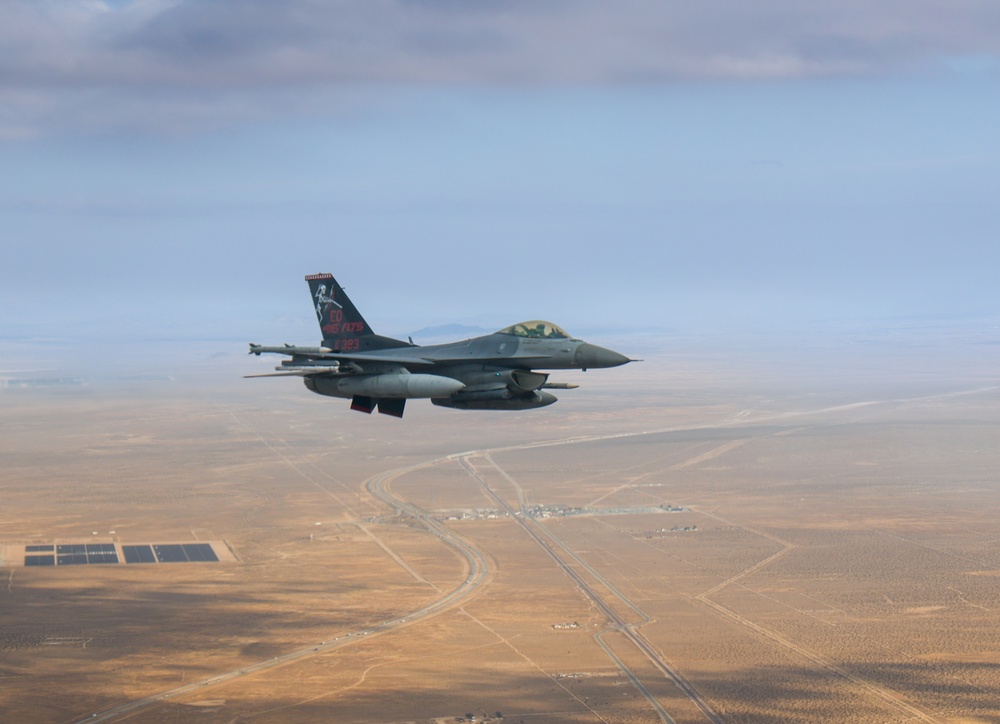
[2,1,998,356]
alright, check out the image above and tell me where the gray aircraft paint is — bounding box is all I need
[248,273,632,418]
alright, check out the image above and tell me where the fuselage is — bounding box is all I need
[345,331,629,371]
[249,274,632,417]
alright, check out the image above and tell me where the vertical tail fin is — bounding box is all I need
[305,273,409,352]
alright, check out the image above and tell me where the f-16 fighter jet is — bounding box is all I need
[248,273,633,418]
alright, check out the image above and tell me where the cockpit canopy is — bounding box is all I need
[497,320,570,339]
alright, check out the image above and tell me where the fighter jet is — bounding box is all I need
[247,273,633,418]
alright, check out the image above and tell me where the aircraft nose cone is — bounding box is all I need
[575,343,631,369]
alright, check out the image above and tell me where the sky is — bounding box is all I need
[2,0,999,347]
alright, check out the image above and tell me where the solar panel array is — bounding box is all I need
[21,542,220,566]
[142,543,218,563]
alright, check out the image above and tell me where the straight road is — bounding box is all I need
[460,456,724,724]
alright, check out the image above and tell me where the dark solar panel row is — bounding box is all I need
[26,544,54,552]
[153,544,188,562]
[25,555,55,566]
[182,543,219,562]
[86,543,116,554]
[57,553,88,565]
[57,544,86,554]
[122,545,156,564]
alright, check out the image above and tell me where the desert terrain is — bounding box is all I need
[1,328,999,723]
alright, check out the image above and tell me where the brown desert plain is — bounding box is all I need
[1,328,999,723]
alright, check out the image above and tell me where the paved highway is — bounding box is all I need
[459,455,724,724]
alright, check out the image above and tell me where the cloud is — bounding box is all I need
[1,0,999,136]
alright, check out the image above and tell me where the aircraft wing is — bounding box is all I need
[322,351,435,366]
[244,366,343,378]
[249,343,433,366]
[244,349,439,380]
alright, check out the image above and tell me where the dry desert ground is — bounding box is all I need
[1,331,999,723]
